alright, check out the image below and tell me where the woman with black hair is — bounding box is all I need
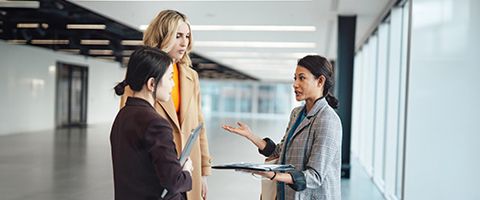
[223,55,342,200]
[111,46,193,200]
[120,10,212,200]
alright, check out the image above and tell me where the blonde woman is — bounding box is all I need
[121,10,211,200]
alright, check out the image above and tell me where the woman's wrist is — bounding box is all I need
[269,171,277,180]
[245,133,255,142]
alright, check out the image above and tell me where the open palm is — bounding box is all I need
[222,122,253,138]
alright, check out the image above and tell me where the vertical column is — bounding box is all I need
[336,15,356,178]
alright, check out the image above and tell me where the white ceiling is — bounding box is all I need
[74,0,391,82]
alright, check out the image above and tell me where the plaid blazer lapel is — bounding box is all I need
[291,98,328,140]
[291,116,311,140]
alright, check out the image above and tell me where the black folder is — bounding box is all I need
[212,163,295,172]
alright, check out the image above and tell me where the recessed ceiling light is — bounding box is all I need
[0,1,40,9]
[229,64,295,71]
[191,25,316,32]
[7,40,27,44]
[221,58,297,65]
[58,49,80,54]
[17,23,39,28]
[31,39,69,45]
[67,24,106,30]
[238,64,287,68]
[121,40,143,46]
[140,25,316,32]
[97,56,115,61]
[89,49,113,55]
[195,41,316,48]
[206,52,318,58]
[80,40,110,45]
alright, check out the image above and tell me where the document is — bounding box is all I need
[162,123,203,198]
[213,162,295,172]
[179,123,203,165]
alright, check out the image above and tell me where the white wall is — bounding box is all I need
[373,22,390,189]
[404,0,480,199]
[362,34,378,176]
[0,41,125,135]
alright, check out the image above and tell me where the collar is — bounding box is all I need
[177,63,194,81]
[305,97,328,119]
[125,97,155,110]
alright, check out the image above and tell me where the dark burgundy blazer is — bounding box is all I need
[110,97,192,200]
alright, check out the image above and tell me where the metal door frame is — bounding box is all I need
[55,62,88,128]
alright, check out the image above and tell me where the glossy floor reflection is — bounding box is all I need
[0,117,384,200]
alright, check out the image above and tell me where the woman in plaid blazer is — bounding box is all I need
[223,55,342,200]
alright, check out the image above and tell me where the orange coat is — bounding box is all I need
[120,64,212,200]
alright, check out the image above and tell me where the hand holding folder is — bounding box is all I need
[212,162,295,172]
[161,123,203,198]
[179,123,203,165]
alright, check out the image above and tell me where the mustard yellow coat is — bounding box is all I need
[120,64,212,200]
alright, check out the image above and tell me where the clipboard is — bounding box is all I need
[179,123,203,165]
[212,163,295,172]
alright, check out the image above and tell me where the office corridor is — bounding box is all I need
[2,0,480,199]
[0,116,383,200]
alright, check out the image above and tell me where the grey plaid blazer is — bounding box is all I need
[270,98,342,200]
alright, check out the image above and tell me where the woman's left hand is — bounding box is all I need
[255,171,275,179]
[236,169,275,180]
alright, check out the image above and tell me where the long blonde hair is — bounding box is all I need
[143,10,193,67]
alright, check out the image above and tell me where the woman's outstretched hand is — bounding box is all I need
[223,122,268,152]
[222,122,253,139]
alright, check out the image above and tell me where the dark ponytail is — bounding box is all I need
[297,55,339,109]
[325,92,338,109]
[114,80,128,96]
[114,46,172,96]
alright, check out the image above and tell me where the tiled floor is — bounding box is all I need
[0,116,384,200]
